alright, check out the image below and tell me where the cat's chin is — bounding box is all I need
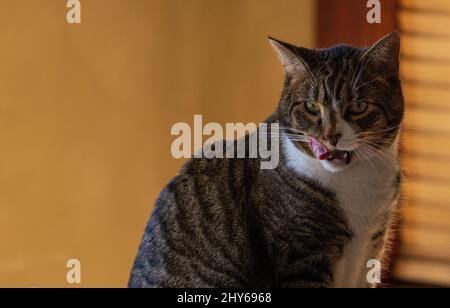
[320,159,353,173]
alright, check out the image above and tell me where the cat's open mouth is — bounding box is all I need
[309,138,353,166]
[327,150,353,165]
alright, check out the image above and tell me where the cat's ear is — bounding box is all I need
[364,32,401,74]
[269,37,312,76]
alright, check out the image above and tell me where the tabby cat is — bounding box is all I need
[129,32,404,288]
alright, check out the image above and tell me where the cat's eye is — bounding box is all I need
[348,101,368,115]
[304,102,321,115]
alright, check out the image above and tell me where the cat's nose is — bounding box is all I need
[324,133,342,147]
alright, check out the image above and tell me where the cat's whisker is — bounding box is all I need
[357,124,402,135]
[361,134,396,140]
[358,132,398,139]
[359,136,393,143]
[279,126,308,134]
[351,51,375,93]
[359,138,395,146]
[288,140,309,144]
[282,132,307,136]
[357,145,396,169]
[358,136,396,147]
[291,48,319,87]
[354,147,384,183]
[258,131,310,144]
[357,142,398,178]
[285,135,308,139]
[259,132,309,140]
[357,148,393,188]
[357,139,397,160]
[352,78,381,96]
[286,136,309,141]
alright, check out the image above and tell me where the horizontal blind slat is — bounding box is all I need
[404,204,450,230]
[401,59,450,85]
[399,11,450,36]
[403,156,450,182]
[399,225,450,263]
[394,257,450,286]
[402,34,450,61]
[403,83,450,110]
[400,0,450,12]
[403,131,450,158]
[404,108,450,133]
[403,180,450,209]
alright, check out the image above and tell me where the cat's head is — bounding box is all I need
[271,32,404,172]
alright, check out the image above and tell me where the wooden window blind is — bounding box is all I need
[394,0,450,286]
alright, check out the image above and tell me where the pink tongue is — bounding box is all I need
[309,138,330,160]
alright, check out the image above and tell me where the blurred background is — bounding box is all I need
[0,0,448,287]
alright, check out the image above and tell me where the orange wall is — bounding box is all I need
[0,0,315,287]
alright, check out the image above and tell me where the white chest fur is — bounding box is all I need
[283,135,400,288]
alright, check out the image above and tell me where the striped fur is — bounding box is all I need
[129,33,404,288]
